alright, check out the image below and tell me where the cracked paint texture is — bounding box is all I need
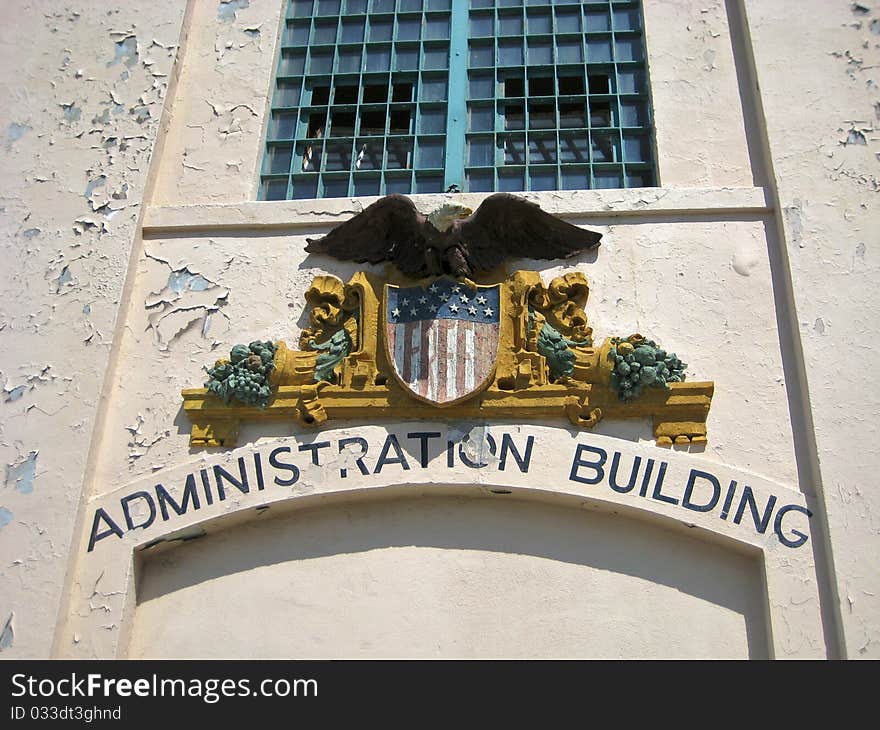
[151,0,278,205]
[0,1,186,657]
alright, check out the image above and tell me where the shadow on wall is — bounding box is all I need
[132,494,768,658]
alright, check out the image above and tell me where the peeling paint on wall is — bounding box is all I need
[144,264,229,351]
[218,0,250,23]
[5,451,38,494]
[5,122,30,149]
[0,507,12,529]
[110,35,139,68]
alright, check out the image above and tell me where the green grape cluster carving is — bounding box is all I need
[206,340,277,407]
[608,336,687,402]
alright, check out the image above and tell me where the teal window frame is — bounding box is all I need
[260,0,656,200]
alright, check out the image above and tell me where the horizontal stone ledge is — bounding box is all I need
[142,187,773,236]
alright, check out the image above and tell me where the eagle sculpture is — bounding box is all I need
[304,193,601,278]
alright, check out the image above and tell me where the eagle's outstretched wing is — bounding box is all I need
[457,193,601,273]
[305,194,427,275]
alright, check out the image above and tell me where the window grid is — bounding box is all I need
[260,0,655,200]
[463,0,654,193]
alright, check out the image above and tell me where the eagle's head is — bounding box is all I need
[426,204,473,232]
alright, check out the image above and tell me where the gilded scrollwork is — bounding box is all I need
[183,270,713,448]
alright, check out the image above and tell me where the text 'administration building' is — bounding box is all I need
[0,0,877,659]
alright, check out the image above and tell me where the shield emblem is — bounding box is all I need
[384,278,501,405]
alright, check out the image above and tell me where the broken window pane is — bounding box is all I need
[363,84,388,103]
[502,135,526,165]
[558,75,585,96]
[307,113,327,138]
[591,132,620,163]
[504,104,524,130]
[330,111,356,136]
[311,86,331,105]
[559,133,589,163]
[393,82,413,102]
[559,102,587,129]
[529,76,554,97]
[504,77,524,97]
[324,141,353,171]
[354,140,382,169]
[528,135,556,164]
[528,102,555,129]
[298,140,323,171]
[590,101,612,127]
[360,110,386,135]
[390,109,412,134]
[335,86,358,104]
[588,74,611,94]
[387,138,414,169]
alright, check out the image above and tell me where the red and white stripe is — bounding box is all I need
[386,318,499,404]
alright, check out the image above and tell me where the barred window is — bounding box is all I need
[260,0,656,199]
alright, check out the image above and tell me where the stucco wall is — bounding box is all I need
[744,0,880,658]
[0,0,186,658]
[130,496,768,658]
[1,0,877,659]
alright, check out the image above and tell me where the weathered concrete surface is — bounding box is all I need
[150,0,283,206]
[644,0,755,187]
[0,2,185,657]
[745,0,880,658]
